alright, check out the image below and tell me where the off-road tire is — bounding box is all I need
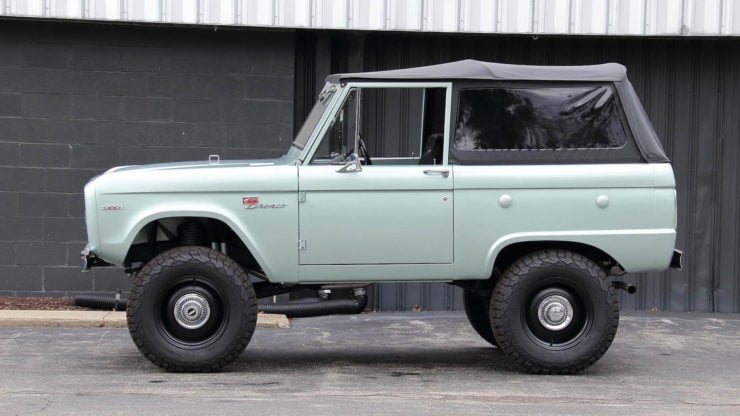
[462,290,498,347]
[127,246,258,372]
[490,250,619,374]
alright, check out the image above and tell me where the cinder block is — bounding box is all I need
[22,45,71,69]
[18,192,68,218]
[0,93,21,116]
[0,141,19,166]
[67,194,84,218]
[131,122,195,147]
[0,167,45,192]
[44,266,93,291]
[122,97,171,121]
[0,217,44,241]
[173,98,220,122]
[119,145,172,165]
[19,143,71,168]
[0,266,43,291]
[192,123,227,147]
[93,267,128,291]
[147,72,196,98]
[21,94,73,119]
[0,42,22,68]
[168,47,222,74]
[71,45,122,70]
[0,68,22,93]
[221,99,291,124]
[70,145,120,169]
[0,192,17,216]
[43,218,86,243]
[244,76,293,101]
[224,123,291,148]
[0,242,14,264]
[20,69,98,95]
[73,96,122,121]
[15,241,67,266]
[45,168,96,193]
[96,72,148,96]
[196,74,244,99]
[119,47,171,72]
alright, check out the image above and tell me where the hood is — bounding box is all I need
[104,156,295,174]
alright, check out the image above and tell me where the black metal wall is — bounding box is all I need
[298,32,740,313]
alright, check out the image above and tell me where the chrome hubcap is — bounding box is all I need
[173,293,211,330]
[537,294,573,331]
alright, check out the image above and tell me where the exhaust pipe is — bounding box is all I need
[612,281,637,294]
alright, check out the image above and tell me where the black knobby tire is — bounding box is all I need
[127,246,258,372]
[490,250,619,374]
[462,290,498,347]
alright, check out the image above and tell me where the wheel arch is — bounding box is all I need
[490,240,621,278]
[122,213,268,278]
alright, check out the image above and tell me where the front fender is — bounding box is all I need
[97,198,298,282]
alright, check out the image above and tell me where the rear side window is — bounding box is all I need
[451,84,640,164]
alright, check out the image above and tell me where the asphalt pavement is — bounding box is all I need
[1,311,739,415]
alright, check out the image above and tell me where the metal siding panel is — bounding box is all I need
[2,0,740,35]
[336,34,739,312]
[579,0,608,34]
[716,43,740,312]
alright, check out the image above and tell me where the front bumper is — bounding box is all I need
[80,247,111,272]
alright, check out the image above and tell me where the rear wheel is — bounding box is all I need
[462,290,498,347]
[490,250,619,374]
[127,246,257,372]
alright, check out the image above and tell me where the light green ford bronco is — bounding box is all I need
[81,60,682,374]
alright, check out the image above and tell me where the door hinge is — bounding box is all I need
[298,239,307,250]
[298,191,306,203]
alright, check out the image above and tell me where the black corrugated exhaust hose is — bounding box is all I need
[75,288,368,318]
[74,292,126,311]
[259,288,368,318]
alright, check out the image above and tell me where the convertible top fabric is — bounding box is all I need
[325,60,669,163]
[326,59,627,83]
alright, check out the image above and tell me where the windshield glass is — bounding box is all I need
[287,84,337,159]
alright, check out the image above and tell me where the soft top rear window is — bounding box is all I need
[454,85,627,152]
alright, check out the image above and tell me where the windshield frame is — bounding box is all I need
[288,83,338,158]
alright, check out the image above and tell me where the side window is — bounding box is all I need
[454,86,628,153]
[311,86,448,165]
[311,89,360,164]
[360,87,447,164]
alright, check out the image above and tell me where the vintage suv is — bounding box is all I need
[81,60,682,374]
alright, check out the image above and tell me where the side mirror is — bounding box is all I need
[336,153,362,173]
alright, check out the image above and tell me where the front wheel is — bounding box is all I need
[127,246,258,372]
[490,250,619,374]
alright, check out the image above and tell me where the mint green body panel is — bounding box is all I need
[453,163,677,278]
[298,165,453,266]
[89,164,299,282]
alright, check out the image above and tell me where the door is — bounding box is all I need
[297,84,454,273]
[298,164,453,265]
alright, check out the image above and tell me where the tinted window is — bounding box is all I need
[454,86,627,151]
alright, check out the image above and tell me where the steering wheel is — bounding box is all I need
[358,135,373,165]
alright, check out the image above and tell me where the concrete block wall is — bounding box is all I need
[0,19,294,296]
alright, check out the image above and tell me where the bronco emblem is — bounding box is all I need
[242,197,286,210]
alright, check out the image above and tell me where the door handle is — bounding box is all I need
[423,169,450,178]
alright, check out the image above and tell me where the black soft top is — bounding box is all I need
[326,59,626,83]
[326,60,669,163]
